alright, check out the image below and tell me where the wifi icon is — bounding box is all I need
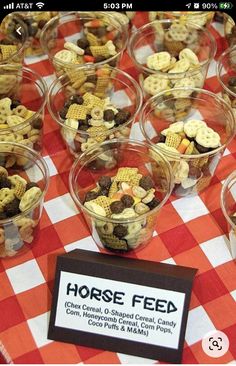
[36,2,44,9]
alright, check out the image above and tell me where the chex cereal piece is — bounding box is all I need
[94,76,110,97]
[169,23,188,42]
[196,127,220,149]
[0,97,12,123]
[179,48,199,66]
[195,175,211,193]
[147,52,171,71]
[198,156,209,168]
[87,93,106,110]
[108,181,118,197]
[14,179,26,200]
[87,126,107,143]
[66,68,86,83]
[114,167,138,182]
[90,45,110,58]
[19,187,42,212]
[87,32,101,46]
[0,45,17,60]
[129,173,142,187]
[165,132,182,149]
[72,75,87,89]
[91,195,112,216]
[66,104,87,120]
[101,233,128,250]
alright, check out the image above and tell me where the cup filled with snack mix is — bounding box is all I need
[221,170,236,259]
[217,46,236,115]
[128,19,216,99]
[223,14,236,48]
[8,11,58,57]
[0,65,47,154]
[0,142,49,258]
[0,13,28,65]
[40,11,128,77]
[148,11,214,27]
[69,139,173,253]
[140,87,235,197]
[48,65,142,158]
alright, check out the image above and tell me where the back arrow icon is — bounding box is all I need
[16,27,21,35]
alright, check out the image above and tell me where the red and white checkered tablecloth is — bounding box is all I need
[0,12,236,364]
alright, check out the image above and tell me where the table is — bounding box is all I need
[0,12,236,364]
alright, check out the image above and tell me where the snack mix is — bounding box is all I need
[224,14,236,47]
[143,46,203,97]
[155,119,221,195]
[53,17,120,75]
[222,76,236,111]
[16,11,58,56]
[59,91,131,157]
[83,167,160,252]
[149,11,213,27]
[0,97,43,153]
[0,166,42,258]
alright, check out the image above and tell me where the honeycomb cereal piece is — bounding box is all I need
[101,233,128,251]
[6,115,24,128]
[13,105,28,118]
[19,187,42,212]
[114,167,138,182]
[169,23,188,42]
[0,97,12,123]
[165,132,182,149]
[143,74,170,96]
[0,188,15,206]
[168,58,190,73]
[54,49,77,63]
[147,52,171,71]
[66,104,87,120]
[184,120,207,138]
[0,45,17,60]
[91,195,112,216]
[195,127,221,149]
[179,48,199,66]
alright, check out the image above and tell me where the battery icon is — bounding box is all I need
[219,2,233,9]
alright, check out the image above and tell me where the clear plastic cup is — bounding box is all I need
[48,66,142,158]
[150,11,214,27]
[128,19,216,99]
[40,11,128,77]
[140,87,235,197]
[0,142,49,258]
[0,65,47,153]
[223,13,236,47]
[0,13,28,65]
[217,46,236,112]
[221,170,236,259]
[69,139,173,253]
[14,11,58,57]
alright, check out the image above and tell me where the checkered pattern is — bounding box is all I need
[0,12,236,364]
